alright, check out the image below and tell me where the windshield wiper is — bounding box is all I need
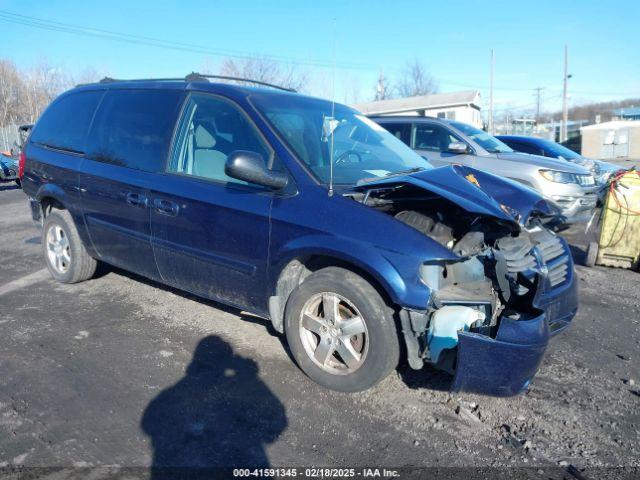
[38,142,84,155]
[385,167,425,177]
[355,167,425,186]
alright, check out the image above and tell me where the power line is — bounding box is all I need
[0,10,378,71]
[1,9,636,98]
[436,78,636,97]
[487,93,563,113]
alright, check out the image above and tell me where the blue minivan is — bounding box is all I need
[19,76,578,395]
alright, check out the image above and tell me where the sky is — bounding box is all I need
[0,0,638,119]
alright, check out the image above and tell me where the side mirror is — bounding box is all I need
[447,141,468,154]
[225,150,289,190]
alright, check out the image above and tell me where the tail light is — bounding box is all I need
[18,150,26,179]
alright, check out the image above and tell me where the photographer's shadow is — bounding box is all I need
[141,335,287,477]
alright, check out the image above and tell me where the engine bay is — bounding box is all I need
[347,184,570,371]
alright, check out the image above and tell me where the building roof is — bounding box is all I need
[612,107,640,117]
[353,90,480,115]
[581,120,640,131]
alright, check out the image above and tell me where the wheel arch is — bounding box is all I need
[268,240,428,333]
[36,183,71,217]
[35,183,96,258]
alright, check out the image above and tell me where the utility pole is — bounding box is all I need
[488,49,494,134]
[533,86,545,125]
[561,45,571,142]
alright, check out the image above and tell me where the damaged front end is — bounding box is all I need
[353,165,579,396]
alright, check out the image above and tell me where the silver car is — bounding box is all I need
[373,117,598,225]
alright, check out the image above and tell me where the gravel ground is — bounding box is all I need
[0,184,638,479]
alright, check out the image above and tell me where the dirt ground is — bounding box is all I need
[0,184,638,479]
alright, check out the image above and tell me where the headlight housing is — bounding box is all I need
[539,169,578,184]
[575,174,596,186]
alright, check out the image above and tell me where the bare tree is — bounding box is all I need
[0,57,105,133]
[374,72,392,101]
[218,57,308,92]
[0,60,21,127]
[71,66,104,86]
[548,97,640,123]
[395,59,438,98]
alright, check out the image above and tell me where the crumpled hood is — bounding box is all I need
[495,152,590,174]
[355,164,552,227]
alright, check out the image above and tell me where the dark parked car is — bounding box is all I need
[561,135,581,154]
[18,124,33,151]
[19,76,578,395]
[497,135,621,188]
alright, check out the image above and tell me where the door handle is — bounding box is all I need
[153,198,179,216]
[126,192,149,207]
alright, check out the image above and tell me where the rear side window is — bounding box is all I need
[30,91,103,153]
[86,89,183,172]
[380,122,411,145]
[510,141,542,156]
[413,123,460,152]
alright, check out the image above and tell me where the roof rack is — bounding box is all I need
[185,72,296,92]
[86,72,296,92]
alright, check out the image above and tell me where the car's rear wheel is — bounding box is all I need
[284,267,399,392]
[42,210,97,284]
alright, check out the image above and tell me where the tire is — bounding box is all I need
[585,241,599,267]
[284,267,400,392]
[42,209,97,284]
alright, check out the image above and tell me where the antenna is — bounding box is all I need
[328,17,337,198]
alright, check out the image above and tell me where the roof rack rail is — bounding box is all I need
[184,72,297,92]
[78,73,296,92]
[96,76,186,84]
[76,77,185,87]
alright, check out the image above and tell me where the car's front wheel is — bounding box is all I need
[42,210,97,284]
[284,267,400,392]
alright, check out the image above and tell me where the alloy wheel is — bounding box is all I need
[46,224,71,274]
[299,292,369,375]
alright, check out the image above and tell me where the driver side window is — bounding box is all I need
[168,94,272,186]
[412,123,459,152]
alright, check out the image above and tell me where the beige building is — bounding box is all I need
[353,90,482,128]
[581,121,640,160]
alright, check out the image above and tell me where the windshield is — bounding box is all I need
[450,121,514,153]
[251,94,432,185]
[538,138,581,160]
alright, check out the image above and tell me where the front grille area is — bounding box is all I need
[547,256,570,287]
[496,230,572,296]
[497,236,536,274]
[537,235,564,263]
[535,234,570,287]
